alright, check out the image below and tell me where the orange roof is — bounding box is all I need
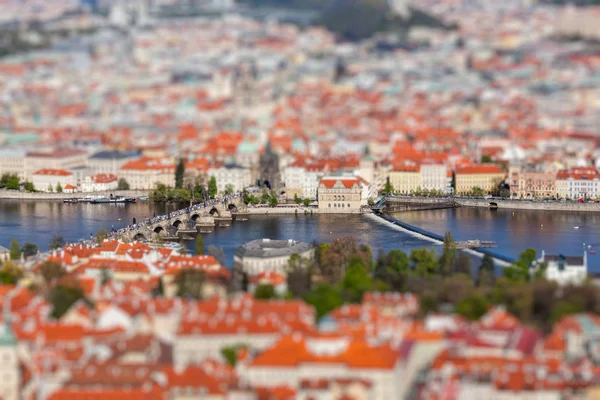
[90,173,118,184]
[75,259,150,274]
[64,184,77,190]
[48,386,163,400]
[162,366,228,394]
[33,169,72,176]
[250,335,400,369]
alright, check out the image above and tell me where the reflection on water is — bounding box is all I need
[393,208,600,270]
[1,200,599,270]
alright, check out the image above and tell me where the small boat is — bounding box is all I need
[90,195,136,204]
[138,195,149,201]
[574,226,580,230]
[63,198,79,203]
[590,251,596,255]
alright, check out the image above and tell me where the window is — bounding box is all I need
[348,203,351,208]
[328,203,331,208]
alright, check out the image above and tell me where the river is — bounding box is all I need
[0,200,598,271]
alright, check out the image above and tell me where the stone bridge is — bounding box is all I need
[124,198,248,242]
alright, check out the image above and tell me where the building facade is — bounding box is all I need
[208,163,251,194]
[455,165,506,195]
[389,165,421,195]
[32,169,76,192]
[120,158,175,190]
[555,167,600,200]
[233,238,315,278]
[25,148,88,180]
[317,176,363,213]
[509,165,557,199]
[536,251,587,286]
[81,173,119,193]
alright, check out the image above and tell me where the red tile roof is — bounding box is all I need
[456,165,505,175]
[33,169,72,176]
[319,177,361,189]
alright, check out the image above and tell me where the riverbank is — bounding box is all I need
[0,189,150,200]
[389,196,600,212]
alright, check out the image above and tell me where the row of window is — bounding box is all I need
[328,203,352,208]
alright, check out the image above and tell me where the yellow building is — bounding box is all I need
[389,165,421,195]
[455,165,505,195]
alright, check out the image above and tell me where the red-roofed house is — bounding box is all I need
[82,173,119,193]
[32,169,76,193]
[244,334,404,399]
[318,176,364,213]
[556,167,600,200]
[120,158,175,190]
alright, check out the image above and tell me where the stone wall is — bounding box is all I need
[0,189,149,200]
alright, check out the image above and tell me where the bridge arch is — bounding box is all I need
[172,219,183,228]
[154,226,166,235]
[209,207,220,216]
[190,213,201,221]
[228,203,238,212]
[133,233,147,242]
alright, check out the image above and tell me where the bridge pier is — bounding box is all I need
[214,211,233,227]
[232,211,249,221]
[196,216,215,233]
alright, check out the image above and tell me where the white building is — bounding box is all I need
[120,158,175,190]
[25,148,88,180]
[283,163,324,200]
[536,251,587,286]
[234,238,315,278]
[81,173,119,193]
[556,167,600,200]
[208,163,251,193]
[420,163,448,193]
[318,176,364,213]
[0,149,26,181]
[32,169,76,192]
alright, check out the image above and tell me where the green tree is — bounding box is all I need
[294,193,302,205]
[254,284,277,299]
[551,300,584,325]
[195,234,205,255]
[340,260,372,303]
[439,231,456,276]
[472,186,484,197]
[303,198,311,207]
[39,260,67,284]
[49,276,86,319]
[3,174,19,190]
[208,176,218,199]
[504,248,537,283]
[0,260,24,284]
[268,191,278,207]
[453,252,472,275]
[304,283,342,321]
[23,181,35,192]
[175,159,185,189]
[95,228,108,245]
[221,345,246,367]
[260,189,271,204]
[287,254,312,298]
[478,254,495,287]
[9,239,20,260]
[382,179,393,195]
[117,178,130,190]
[456,292,489,321]
[56,182,63,193]
[481,155,492,163]
[224,184,235,196]
[48,234,65,251]
[410,248,438,277]
[419,289,439,317]
[21,242,38,258]
[47,183,53,192]
[175,269,205,299]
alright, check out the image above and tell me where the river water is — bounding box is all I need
[1,200,598,271]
